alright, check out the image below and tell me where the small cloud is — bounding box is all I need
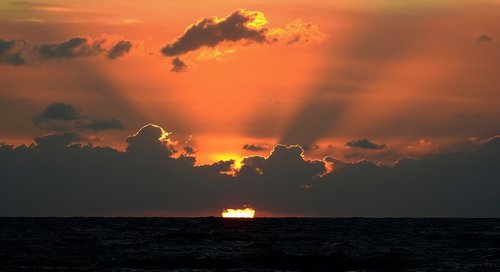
[33,102,124,132]
[302,144,320,152]
[0,39,27,66]
[0,36,134,66]
[34,102,82,123]
[346,139,386,150]
[243,144,270,151]
[184,146,196,154]
[171,57,187,72]
[268,19,327,45]
[107,40,132,59]
[36,37,105,60]
[477,34,493,43]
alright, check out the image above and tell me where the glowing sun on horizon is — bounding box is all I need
[221,207,255,218]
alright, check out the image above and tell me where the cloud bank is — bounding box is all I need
[1,124,499,217]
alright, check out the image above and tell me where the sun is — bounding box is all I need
[221,207,255,218]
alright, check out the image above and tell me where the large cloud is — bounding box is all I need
[161,9,325,71]
[161,9,268,57]
[0,124,499,217]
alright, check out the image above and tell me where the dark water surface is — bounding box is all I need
[1,218,500,271]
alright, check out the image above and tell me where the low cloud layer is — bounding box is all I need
[0,36,132,66]
[1,124,499,217]
[161,9,325,71]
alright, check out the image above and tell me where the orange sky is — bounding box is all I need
[1,0,500,166]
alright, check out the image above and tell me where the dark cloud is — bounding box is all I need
[34,102,82,122]
[161,10,324,71]
[477,34,493,43]
[171,57,187,72]
[83,118,125,131]
[161,9,267,57]
[0,38,27,66]
[0,37,133,65]
[314,135,500,216]
[243,143,270,151]
[36,37,105,60]
[346,139,386,150]
[107,40,132,60]
[302,144,320,152]
[33,102,125,132]
[0,125,499,217]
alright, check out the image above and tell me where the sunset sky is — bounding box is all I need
[1,1,499,216]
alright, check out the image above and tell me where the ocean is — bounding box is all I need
[1,218,499,271]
